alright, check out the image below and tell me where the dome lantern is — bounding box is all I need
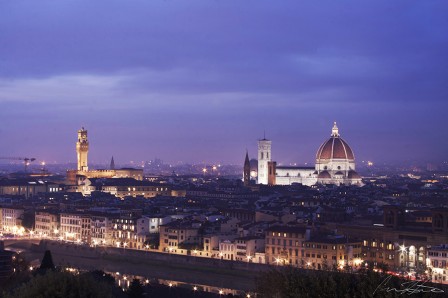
[331,122,339,137]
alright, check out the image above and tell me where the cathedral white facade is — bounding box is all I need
[256,123,362,187]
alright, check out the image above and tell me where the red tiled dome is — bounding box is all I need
[316,123,354,161]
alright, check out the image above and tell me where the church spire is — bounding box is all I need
[110,156,115,170]
[331,122,339,137]
[243,150,251,186]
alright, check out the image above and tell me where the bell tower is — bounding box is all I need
[257,134,272,185]
[76,127,89,171]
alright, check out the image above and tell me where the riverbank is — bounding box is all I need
[20,240,261,291]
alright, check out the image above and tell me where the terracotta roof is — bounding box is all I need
[265,225,307,234]
[347,170,361,179]
[318,171,331,179]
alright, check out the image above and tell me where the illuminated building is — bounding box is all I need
[67,127,143,185]
[159,221,201,252]
[256,122,362,186]
[302,236,363,270]
[427,245,448,284]
[257,137,271,185]
[0,179,59,199]
[1,207,24,233]
[34,210,59,238]
[333,206,448,272]
[76,127,89,171]
[60,212,91,242]
[265,226,310,266]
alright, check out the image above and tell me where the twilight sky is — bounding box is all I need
[1,0,447,165]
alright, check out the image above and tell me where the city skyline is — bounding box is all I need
[1,1,447,164]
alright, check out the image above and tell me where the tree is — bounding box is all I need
[127,278,144,298]
[21,211,35,230]
[39,250,55,271]
[89,270,116,285]
[6,271,123,298]
[254,267,448,298]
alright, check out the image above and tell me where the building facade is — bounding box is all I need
[34,210,59,238]
[265,226,310,266]
[427,245,448,284]
[1,207,24,233]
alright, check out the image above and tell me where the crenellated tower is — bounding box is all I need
[76,127,89,171]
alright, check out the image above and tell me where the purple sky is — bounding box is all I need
[1,1,447,165]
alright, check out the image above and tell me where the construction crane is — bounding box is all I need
[0,157,36,172]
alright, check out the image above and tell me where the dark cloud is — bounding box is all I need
[0,0,447,163]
